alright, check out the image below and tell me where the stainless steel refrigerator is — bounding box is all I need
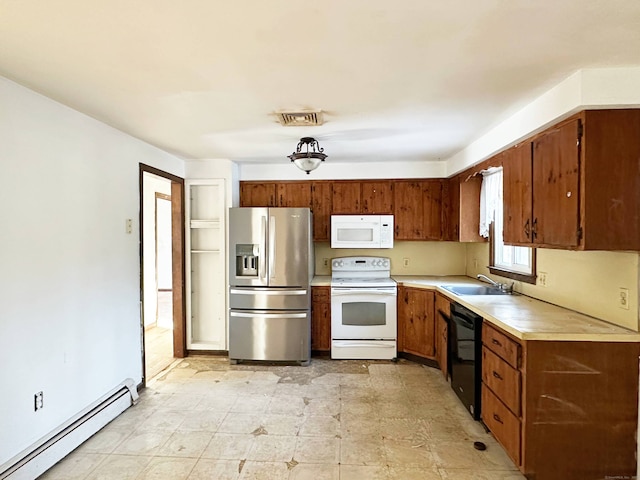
[228,207,313,364]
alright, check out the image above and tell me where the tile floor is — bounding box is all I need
[40,357,525,480]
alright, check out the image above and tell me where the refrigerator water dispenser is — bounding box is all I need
[235,244,259,277]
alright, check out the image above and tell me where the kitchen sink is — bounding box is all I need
[441,285,512,296]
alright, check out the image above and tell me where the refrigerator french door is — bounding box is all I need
[228,207,313,364]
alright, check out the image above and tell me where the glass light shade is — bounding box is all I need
[292,156,323,174]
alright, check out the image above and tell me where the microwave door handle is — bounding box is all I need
[269,215,276,280]
[260,215,267,282]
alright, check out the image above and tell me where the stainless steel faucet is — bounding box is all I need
[477,274,514,293]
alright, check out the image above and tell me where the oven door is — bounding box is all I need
[331,287,397,340]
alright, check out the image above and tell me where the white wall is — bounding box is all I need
[0,76,184,465]
[238,159,446,181]
[446,67,640,176]
[314,241,467,276]
[142,173,172,328]
[465,243,640,331]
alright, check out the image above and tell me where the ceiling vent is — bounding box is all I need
[276,110,324,127]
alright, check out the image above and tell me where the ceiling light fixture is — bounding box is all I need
[288,137,327,174]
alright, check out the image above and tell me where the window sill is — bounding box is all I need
[488,266,536,285]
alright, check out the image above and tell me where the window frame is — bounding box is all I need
[488,222,537,284]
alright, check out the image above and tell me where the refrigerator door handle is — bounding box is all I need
[230,311,308,319]
[260,215,267,282]
[230,288,308,295]
[269,215,276,279]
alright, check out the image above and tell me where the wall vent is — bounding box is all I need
[276,110,324,127]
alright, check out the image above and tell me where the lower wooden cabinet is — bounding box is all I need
[311,286,331,352]
[481,322,640,480]
[397,286,435,359]
[481,386,521,465]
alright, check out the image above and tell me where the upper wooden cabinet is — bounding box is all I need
[532,118,581,247]
[240,182,277,207]
[503,143,533,244]
[276,182,312,208]
[239,181,310,208]
[311,182,332,241]
[502,109,640,250]
[327,180,395,215]
[446,175,484,242]
[395,180,444,240]
[331,181,361,214]
[361,181,394,214]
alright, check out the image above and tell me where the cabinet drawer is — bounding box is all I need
[482,386,521,466]
[482,346,521,416]
[483,323,520,368]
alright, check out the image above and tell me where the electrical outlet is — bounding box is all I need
[34,391,44,411]
[538,272,547,287]
[125,218,133,234]
[473,258,478,269]
[403,258,410,268]
[619,288,630,310]
[323,258,329,268]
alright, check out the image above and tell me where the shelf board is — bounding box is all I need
[190,220,221,229]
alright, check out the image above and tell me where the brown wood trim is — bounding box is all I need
[140,163,184,183]
[139,164,186,388]
[170,181,186,359]
[186,350,229,356]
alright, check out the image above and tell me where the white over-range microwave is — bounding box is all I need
[330,215,394,249]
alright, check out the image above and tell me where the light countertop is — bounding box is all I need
[312,274,640,342]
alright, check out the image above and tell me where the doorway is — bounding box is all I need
[139,164,186,387]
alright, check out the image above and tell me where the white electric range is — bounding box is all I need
[330,256,397,359]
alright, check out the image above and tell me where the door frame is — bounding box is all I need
[139,164,186,387]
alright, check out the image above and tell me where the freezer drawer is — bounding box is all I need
[228,309,311,364]
[229,287,310,310]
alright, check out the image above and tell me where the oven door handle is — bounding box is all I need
[331,288,397,296]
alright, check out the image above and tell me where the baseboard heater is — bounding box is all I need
[0,379,138,480]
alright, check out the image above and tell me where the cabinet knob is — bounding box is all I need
[524,219,530,239]
[493,413,504,424]
[492,370,503,381]
[491,338,502,347]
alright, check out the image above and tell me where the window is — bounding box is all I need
[480,168,536,284]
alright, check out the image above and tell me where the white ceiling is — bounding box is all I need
[2,1,640,166]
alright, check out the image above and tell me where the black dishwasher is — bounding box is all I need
[449,302,483,420]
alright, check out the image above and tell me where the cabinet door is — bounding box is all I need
[435,293,450,378]
[445,177,460,241]
[361,181,393,214]
[240,182,277,207]
[331,182,361,214]
[401,288,435,358]
[422,180,444,240]
[503,143,533,245]
[277,182,312,208]
[458,175,484,242]
[532,119,581,247]
[311,182,332,241]
[394,181,424,239]
[311,287,331,351]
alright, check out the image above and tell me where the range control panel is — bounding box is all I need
[331,256,391,274]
